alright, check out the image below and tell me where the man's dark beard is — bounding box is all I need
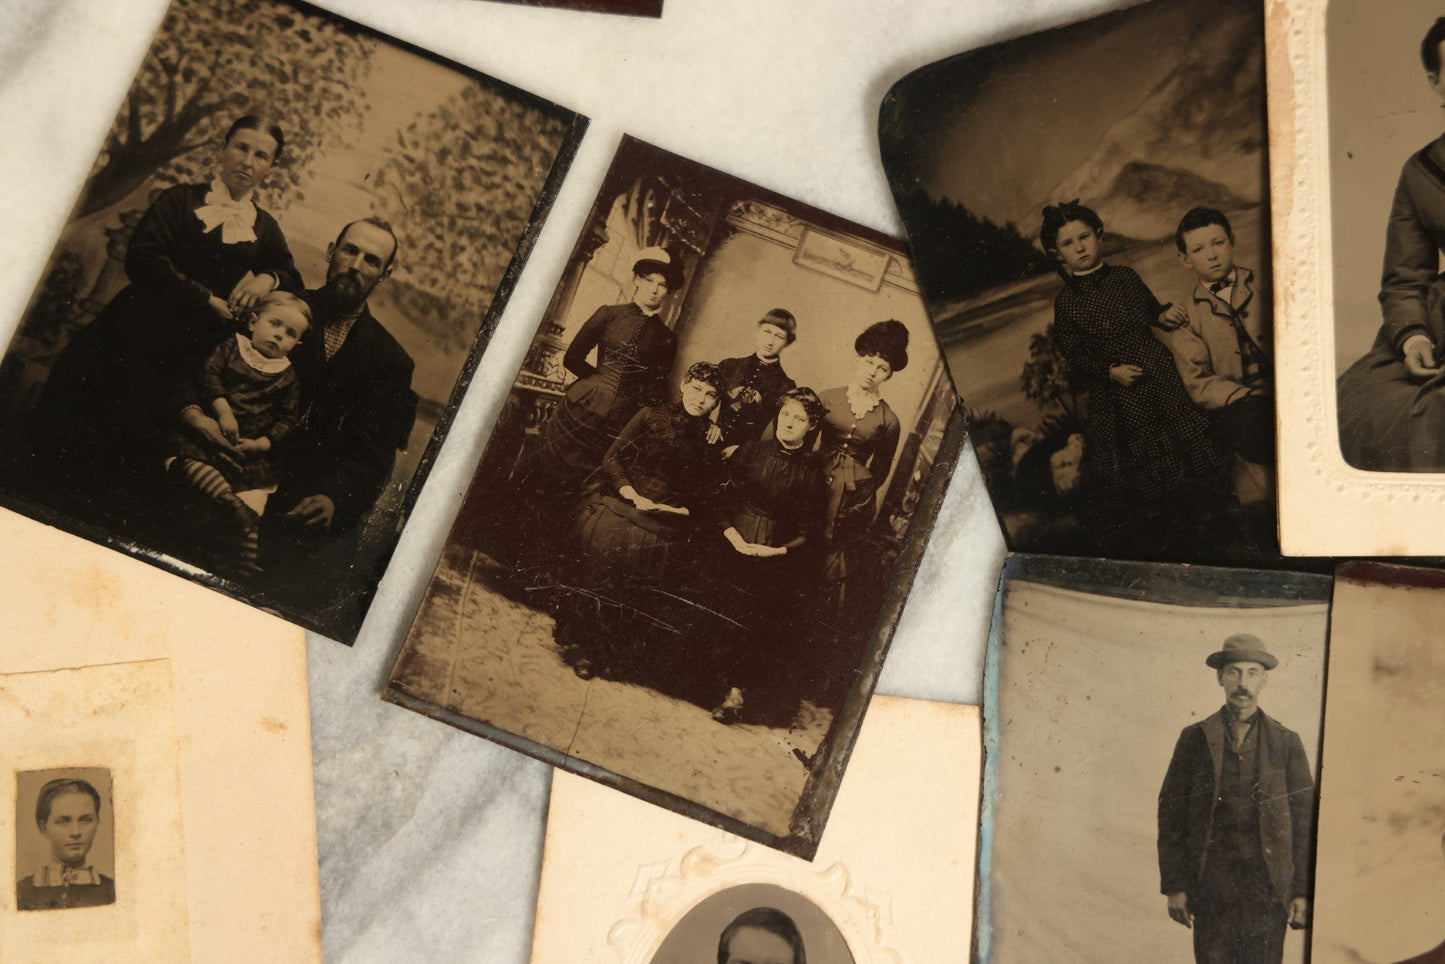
[319,271,368,313]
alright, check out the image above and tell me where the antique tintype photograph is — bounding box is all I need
[979,556,1329,963]
[0,0,585,642]
[0,659,190,959]
[384,137,965,855]
[648,886,853,964]
[879,0,1277,566]
[15,769,115,912]
[1310,563,1445,964]
[530,697,979,962]
[1268,0,1445,555]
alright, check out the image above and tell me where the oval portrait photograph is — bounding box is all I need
[648,882,856,964]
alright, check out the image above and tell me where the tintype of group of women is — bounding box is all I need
[496,247,910,726]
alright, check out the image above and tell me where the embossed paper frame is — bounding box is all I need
[529,697,979,963]
[1267,0,1445,554]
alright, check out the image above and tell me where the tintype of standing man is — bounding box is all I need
[1158,634,1314,963]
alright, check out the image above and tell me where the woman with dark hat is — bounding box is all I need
[816,320,908,611]
[527,246,682,500]
[715,308,799,444]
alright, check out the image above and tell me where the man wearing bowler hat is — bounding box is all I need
[1158,634,1315,963]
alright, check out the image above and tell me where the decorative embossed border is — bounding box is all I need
[1268,0,1445,554]
[604,833,899,963]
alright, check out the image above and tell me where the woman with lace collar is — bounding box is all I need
[816,321,908,617]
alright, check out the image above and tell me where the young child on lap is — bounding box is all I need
[168,290,310,571]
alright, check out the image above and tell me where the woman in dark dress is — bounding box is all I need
[1040,201,1226,553]
[24,115,302,500]
[816,320,907,613]
[15,779,114,912]
[1337,17,1445,471]
[558,361,725,683]
[530,246,682,498]
[709,387,830,726]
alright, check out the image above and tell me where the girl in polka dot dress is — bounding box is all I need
[1040,201,1227,553]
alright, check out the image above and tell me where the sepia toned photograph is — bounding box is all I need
[879,0,1278,566]
[1330,4,1445,475]
[384,137,965,856]
[1310,563,1445,964]
[979,555,1330,963]
[1268,0,1445,554]
[649,886,853,964]
[530,697,980,962]
[0,659,190,958]
[15,769,116,913]
[0,0,585,643]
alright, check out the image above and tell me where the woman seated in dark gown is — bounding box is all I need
[21,115,302,507]
[1338,17,1445,471]
[709,387,830,726]
[556,361,725,686]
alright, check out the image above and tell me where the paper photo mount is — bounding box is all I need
[0,659,188,959]
[529,696,980,963]
[1268,0,1445,554]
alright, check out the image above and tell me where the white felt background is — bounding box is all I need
[0,0,1117,959]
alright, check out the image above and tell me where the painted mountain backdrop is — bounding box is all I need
[1021,2,1265,240]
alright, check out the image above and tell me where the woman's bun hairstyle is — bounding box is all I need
[854,319,910,373]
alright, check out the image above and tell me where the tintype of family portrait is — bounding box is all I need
[14,770,115,913]
[0,0,583,642]
[979,556,1328,963]
[385,137,964,854]
[1310,564,1445,964]
[880,0,1277,565]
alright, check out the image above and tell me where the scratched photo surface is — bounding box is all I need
[979,555,1329,963]
[1310,564,1445,964]
[384,137,965,857]
[879,0,1280,567]
[0,0,584,643]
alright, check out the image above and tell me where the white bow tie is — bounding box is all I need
[194,179,258,244]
